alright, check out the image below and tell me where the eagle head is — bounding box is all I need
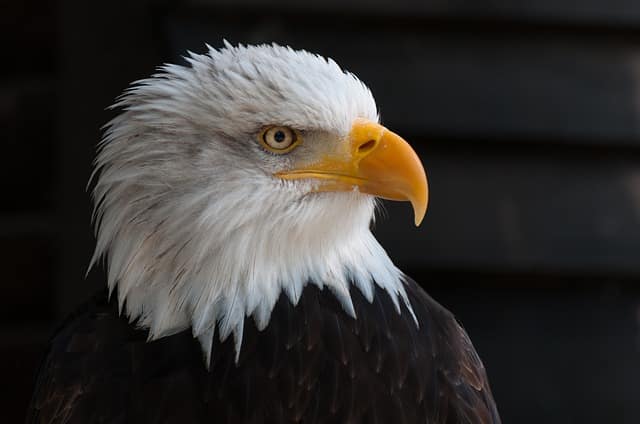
[90,42,428,362]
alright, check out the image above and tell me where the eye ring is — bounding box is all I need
[258,126,301,154]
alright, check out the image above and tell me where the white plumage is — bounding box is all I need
[90,42,414,363]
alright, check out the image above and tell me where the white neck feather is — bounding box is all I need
[91,166,413,364]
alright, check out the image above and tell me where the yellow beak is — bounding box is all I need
[275,118,428,226]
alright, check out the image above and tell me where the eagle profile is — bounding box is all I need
[27,42,500,423]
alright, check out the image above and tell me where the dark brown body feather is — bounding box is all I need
[27,278,500,423]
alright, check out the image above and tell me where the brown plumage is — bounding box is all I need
[27,277,499,423]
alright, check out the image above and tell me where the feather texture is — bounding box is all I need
[28,278,500,423]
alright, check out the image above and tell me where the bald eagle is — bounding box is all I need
[27,43,500,424]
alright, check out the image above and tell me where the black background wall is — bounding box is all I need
[3,0,640,422]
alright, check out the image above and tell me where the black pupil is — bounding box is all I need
[273,130,286,143]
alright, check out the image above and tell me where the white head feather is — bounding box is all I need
[90,42,414,363]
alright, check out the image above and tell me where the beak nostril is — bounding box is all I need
[358,139,377,155]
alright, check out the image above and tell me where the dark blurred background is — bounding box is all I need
[3,0,640,422]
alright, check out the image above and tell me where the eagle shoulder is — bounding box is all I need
[25,294,204,424]
[402,277,501,423]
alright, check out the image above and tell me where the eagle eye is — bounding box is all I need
[258,126,300,154]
